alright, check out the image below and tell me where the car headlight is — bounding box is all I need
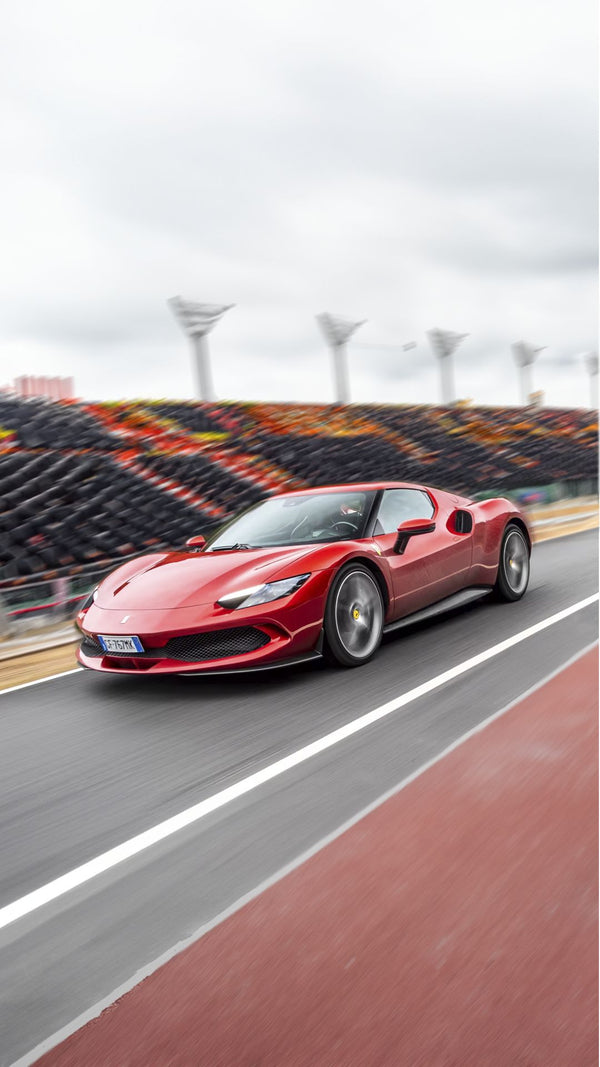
[218,573,311,610]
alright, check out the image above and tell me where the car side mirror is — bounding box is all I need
[185,535,207,551]
[394,518,436,555]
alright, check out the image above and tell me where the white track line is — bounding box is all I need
[11,637,599,1067]
[0,591,597,933]
[1,668,81,696]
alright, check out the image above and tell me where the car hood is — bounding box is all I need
[95,544,324,610]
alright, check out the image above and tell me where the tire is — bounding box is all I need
[324,564,384,667]
[494,524,530,602]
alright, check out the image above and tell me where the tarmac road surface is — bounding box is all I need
[0,529,597,1065]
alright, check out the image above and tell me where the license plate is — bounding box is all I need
[98,635,145,654]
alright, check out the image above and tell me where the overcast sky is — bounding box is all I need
[0,0,597,408]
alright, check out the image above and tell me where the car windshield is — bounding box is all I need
[207,490,376,550]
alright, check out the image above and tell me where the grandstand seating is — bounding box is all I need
[139,453,265,515]
[0,395,596,586]
[0,450,207,581]
[0,396,119,451]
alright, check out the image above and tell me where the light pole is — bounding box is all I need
[511,341,545,406]
[427,328,468,406]
[583,352,598,409]
[168,296,234,401]
[316,312,366,405]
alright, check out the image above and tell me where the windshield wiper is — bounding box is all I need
[210,543,253,552]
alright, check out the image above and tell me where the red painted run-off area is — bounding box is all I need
[39,649,598,1067]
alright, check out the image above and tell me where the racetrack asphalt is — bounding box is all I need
[0,529,597,1065]
[34,647,599,1067]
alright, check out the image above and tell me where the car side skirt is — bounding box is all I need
[382,586,494,635]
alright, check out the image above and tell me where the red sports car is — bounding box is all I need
[76,482,531,675]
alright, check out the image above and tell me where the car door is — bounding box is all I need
[371,488,473,620]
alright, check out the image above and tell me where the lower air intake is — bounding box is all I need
[162,629,270,661]
[80,635,104,657]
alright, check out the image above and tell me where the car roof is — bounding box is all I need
[273,482,428,497]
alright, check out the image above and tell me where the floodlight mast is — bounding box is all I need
[427,329,468,405]
[583,352,598,409]
[168,296,234,401]
[511,341,545,405]
[316,312,366,404]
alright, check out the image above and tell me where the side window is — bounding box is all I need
[374,489,434,535]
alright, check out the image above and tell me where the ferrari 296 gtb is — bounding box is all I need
[76,482,531,675]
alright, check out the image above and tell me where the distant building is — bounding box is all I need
[3,376,76,400]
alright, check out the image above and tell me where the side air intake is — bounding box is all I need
[454,510,473,534]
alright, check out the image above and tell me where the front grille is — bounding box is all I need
[80,627,270,663]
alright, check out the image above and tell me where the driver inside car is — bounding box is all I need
[323,497,364,535]
[288,493,366,541]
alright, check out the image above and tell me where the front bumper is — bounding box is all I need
[76,600,325,675]
[78,645,323,676]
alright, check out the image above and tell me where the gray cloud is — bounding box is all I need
[0,0,596,408]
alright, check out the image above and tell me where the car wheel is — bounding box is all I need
[324,564,384,667]
[494,524,530,601]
